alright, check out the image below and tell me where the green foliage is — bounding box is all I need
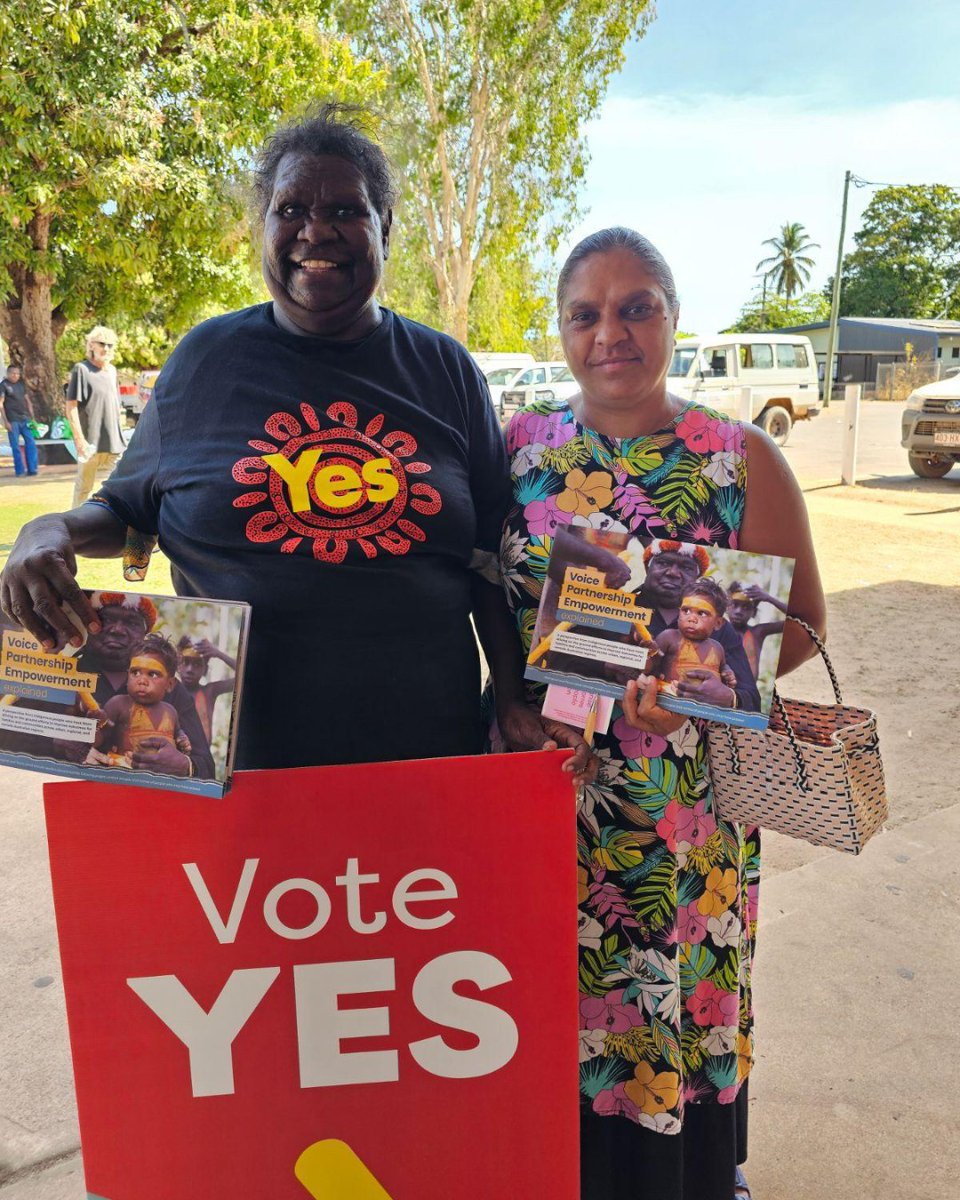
[723,290,830,333]
[833,185,960,319]
[0,0,384,399]
[339,0,654,341]
[755,222,819,300]
[579,932,621,996]
[629,859,676,930]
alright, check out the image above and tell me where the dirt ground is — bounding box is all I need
[760,474,960,875]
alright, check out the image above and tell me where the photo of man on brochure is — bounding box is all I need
[526,533,794,729]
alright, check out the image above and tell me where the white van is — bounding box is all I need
[668,333,820,444]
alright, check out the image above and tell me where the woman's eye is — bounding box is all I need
[277,205,301,218]
[627,304,654,318]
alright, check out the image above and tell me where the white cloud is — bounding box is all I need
[568,93,960,333]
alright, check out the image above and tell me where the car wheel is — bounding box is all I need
[908,452,954,479]
[757,405,793,446]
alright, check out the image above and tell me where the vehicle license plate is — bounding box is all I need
[934,429,960,446]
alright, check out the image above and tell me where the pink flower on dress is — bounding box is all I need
[676,901,710,944]
[676,409,734,455]
[686,979,739,1027]
[523,495,567,538]
[517,411,575,449]
[717,1085,740,1105]
[656,798,713,851]
[613,715,667,761]
[580,988,644,1034]
[592,1082,642,1121]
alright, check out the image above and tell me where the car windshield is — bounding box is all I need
[553,367,573,382]
[669,347,698,377]
[485,368,518,386]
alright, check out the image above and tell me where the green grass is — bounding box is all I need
[0,471,173,595]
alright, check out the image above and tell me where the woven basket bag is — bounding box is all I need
[706,617,888,854]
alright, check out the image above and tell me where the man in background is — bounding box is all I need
[0,363,38,477]
[66,324,126,506]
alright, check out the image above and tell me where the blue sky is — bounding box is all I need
[566,0,960,333]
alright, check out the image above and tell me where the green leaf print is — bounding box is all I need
[652,1018,682,1070]
[580,1055,632,1099]
[675,756,707,807]
[579,933,622,996]
[630,860,677,929]
[704,1054,738,1091]
[654,457,711,525]
[617,440,664,477]
[682,1025,708,1071]
[714,954,741,995]
[541,436,591,473]
[622,842,670,887]
[679,943,718,991]
[623,757,678,818]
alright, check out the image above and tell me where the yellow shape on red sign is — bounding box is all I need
[295,1139,394,1200]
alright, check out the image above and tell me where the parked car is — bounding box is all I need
[122,369,160,423]
[500,362,579,413]
[667,333,821,445]
[900,372,960,478]
[471,353,535,411]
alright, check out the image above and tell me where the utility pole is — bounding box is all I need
[823,169,852,408]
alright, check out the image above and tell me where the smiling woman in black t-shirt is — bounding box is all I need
[0,104,591,779]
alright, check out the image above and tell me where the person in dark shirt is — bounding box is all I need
[0,104,592,780]
[65,325,126,506]
[1,364,38,477]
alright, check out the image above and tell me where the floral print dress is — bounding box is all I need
[500,398,759,1137]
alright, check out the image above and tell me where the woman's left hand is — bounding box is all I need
[496,697,599,788]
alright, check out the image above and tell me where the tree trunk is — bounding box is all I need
[1,210,64,421]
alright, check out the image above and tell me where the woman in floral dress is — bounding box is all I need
[500,228,826,1200]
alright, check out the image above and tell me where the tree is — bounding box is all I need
[834,185,960,319]
[755,222,819,301]
[0,0,382,416]
[340,0,654,344]
[724,290,830,334]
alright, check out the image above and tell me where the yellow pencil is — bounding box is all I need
[583,694,600,746]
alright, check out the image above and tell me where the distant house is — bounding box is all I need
[776,317,960,392]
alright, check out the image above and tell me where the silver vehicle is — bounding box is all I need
[901,372,960,478]
[501,362,579,413]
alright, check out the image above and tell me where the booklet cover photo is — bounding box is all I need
[0,590,250,797]
[525,530,795,730]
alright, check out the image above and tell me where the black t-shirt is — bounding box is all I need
[66,360,126,453]
[0,378,29,422]
[93,304,510,771]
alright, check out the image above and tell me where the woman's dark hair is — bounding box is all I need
[253,102,398,220]
[556,227,679,314]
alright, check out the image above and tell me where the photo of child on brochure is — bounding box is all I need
[0,591,247,792]
[525,528,794,730]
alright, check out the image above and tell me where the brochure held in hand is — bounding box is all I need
[524,528,794,731]
[0,589,249,797]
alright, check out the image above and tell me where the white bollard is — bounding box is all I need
[840,383,862,486]
[738,386,753,423]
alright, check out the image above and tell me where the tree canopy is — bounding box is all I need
[724,290,829,334]
[341,0,654,345]
[836,184,960,319]
[0,0,382,413]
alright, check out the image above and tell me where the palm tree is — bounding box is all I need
[756,222,820,301]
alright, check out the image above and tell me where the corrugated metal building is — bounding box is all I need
[777,317,960,390]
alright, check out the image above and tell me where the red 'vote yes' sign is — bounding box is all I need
[44,752,579,1200]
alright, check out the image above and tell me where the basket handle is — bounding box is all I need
[785,615,842,705]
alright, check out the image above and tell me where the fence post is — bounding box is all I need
[738,387,753,423]
[841,383,862,486]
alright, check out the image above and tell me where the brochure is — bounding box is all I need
[0,589,250,797]
[524,528,794,730]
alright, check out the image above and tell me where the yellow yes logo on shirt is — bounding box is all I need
[263,452,399,513]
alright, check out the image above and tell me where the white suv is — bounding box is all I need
[501,362,579,413]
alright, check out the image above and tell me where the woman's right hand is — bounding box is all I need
[621,675,688,735]
[0,515,101,650]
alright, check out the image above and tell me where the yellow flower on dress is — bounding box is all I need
[623,1060,680,1116]
[697,866,738,918]
[555,468,614,517]
[577,865,590,906]
[737,1031,753,1080]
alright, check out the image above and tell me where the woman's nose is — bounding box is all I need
[298,212,338,241]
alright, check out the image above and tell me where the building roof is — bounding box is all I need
[779,317,960,335]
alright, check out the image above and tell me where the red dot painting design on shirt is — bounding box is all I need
[231,402,442,563]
